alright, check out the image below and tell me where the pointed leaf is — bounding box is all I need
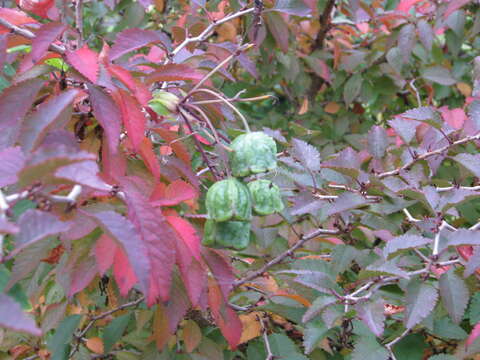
[351,337,389,360]
[166,215,201,262]
[344,73,363,106]
[439,269,469,323]
[291,138,321,172]
[0,293,41,336]
[138,138,161,180]
[417,19,433,51]
[367,126,388,158]
[110,28,167,61]
[452,153,480,178]
[303,320,328,354]
[108,65,151,106]
[272,0,311,16]
[0,147,25,187]
[404,279,438,329]
[151,179,197,206]
[356,299,386,337]
[447,229,480,247]
[113,89,146,151]
[325,192,368,217]
[55,160,111,191]
[383,235,431,256]
[422,66,457,86]
[66,44,99,83]
[466,322,480,349]
[0,79,43,150]
[113,247,138,296]
[398,24,416,63]
[103,314,131,353]
[19,89,78,152]
[302,295,337,323]
[94,234,117,275]
[47,315,82,359]
[265,12,289,53]
[146,64,204,83]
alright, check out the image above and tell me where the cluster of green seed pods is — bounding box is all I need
[202,132,284,250]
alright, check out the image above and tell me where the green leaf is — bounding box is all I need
[355,299,385,337]
[47,314,82,360]
[468,292,480,325]
[343,73,363,106]
[427,355,456,360]
[268,333,309,360]
[392,333,428,360]
[383,235,431,257]
[439,269,469,323]
[422,66,457,86]
[452,153,480,178]
[103,313,132,353]
[303,320,329,354]
[404,279,438,329]
[302,295,337,323]
[272,0,311,16]
[351,337,389,360]
[432,317,468,340]
[367,126,388,159]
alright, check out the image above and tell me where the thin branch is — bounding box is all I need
[0,18,66,54]
[409,79,421,107]
[403,208,420,222]
[432,221,448,256]
[75,0,84,46]
[378,132,480,179]
[167,7,255,62]
[386,327,410,359]
[234,227,340,288]
[190,94,274,106]
[259,314,275,360]
[187,88,251,132]
[186,43,253,96]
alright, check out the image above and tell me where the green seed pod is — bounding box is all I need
[247,179,284,216]
[202,220,251,250]
[205,178,252,222]
[229,132,277,177]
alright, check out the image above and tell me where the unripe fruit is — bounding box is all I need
[202,219,250,250]
[229,132,277,177]
[149,90,180,115]
[205,178,252,222]
[247,179,284,215]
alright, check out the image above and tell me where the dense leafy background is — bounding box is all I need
[0,0,480,359]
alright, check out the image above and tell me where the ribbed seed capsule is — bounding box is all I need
[205,178,252,222]
[202,219,250,250]
[247,179,284,216]
[229,132,277,177]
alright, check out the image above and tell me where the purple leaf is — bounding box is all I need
[0,217,19,234]
[0,79,43,150]
[18,144,95,187]
[388,117,418,143]
[0,147,25,187]
[366,259,410,279]
[87,85,121,156]
[0,34,7,72]
[146,64,205,83]
[272,0,311,16]
[19,22,67,73]
[452,153,480,178]
[15,209,70,250]
[465,246,480,277]
[447,229,480,247]
[356,299,386,336]
[325,193,367,217]
[265,12,289,53]
[55,160,111,191]
[343,73,363,106]
[440,269,469,323]
[110,28,167,61]
[87,210,151,296]
[404,279,438,329]
[0,293,41,336]
[402,106,435,120]
[422,66,457,86]
[121,179,177,305]
[398,23,416,63]
[322,147,361,178]
[383,234,431,256]
[291,138,321,172]
[367,126,388,158]
[417,19,434,51]
[19,89,79,152]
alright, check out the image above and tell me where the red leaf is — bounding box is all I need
[55,160,112,191]
[166,215,201,262]
[110,28,166,61]
[202,248,235,301]
[138,138,161,181]
[94,234,117,275]
[208,277,242,349]
[68,256,97,297]
[112,89,146,151]
[19,89,79,152]
[19,22,66,73]
[440,107,466,130]
[0,34,7,71]
[151,179,197,206]
[146,64,204,84]
[108,64,152,106]
[0,217,19,235]
[0,79,43,150]
[87,85,121,156]
[0,9,37,33]
[87,210,151,295]
[444,0,470,19]
[0,293,41,336]
[0,147,25,187]
[396,0,422,14]
[17,0,55,18]
[467,322,480,348]
[152,128,191,166]
[66,44,99,83]
[113,246,138,296]
[166,275,191,332]
[122,179,178,305]
[264,12,289,53]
